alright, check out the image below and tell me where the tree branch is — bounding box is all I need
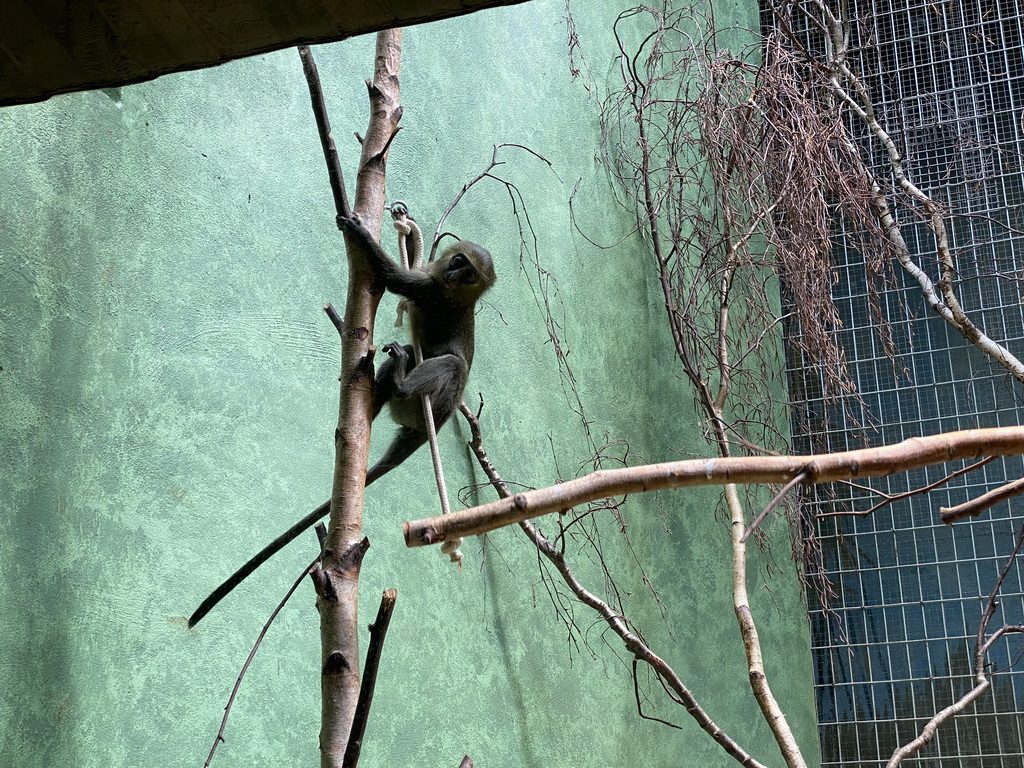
[300,31,403,768]
[342,589,398,768]
[457,404,769,768]
[405,427,1024,545]
[940,476,1024,524]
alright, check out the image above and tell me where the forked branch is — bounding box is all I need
[300,32,403,768]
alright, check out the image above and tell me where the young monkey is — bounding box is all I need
[187,212,496,627]
[346,211,497,482]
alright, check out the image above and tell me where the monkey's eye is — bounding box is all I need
[449,253,467,268]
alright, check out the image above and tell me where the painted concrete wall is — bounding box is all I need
[0,1,820,766]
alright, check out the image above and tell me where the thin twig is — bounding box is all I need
[298,46,350,218]
[740,471,809,543]
[204,553,320,767]
[324,303,345,336]
[820,457,995,518]
[632,659,684,730]
[430,143,553,260]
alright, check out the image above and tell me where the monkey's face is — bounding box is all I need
[437,242,496,303]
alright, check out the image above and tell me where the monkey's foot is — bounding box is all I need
[335,212,367,233]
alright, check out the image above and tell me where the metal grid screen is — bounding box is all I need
[781,0,1024,764]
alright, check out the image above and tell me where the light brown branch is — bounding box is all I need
[940,476,1024,524]
[807,0,1024,382]
[727,483,806,768]
[404,427,1024,546]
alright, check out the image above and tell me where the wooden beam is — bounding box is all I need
[0,0,531,107]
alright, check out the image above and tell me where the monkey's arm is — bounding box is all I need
[337,213,436,301]
[187,499,330,627]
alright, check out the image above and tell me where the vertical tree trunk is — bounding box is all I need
[316,30,403,768]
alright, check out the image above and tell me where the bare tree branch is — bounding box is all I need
[820,457,995,519]
[940,476,1024,524]
[343,589,399,768]
[301,32,403,767]
[406,427,1024,545]
[458,404,769,768]
[790,0,1024,382]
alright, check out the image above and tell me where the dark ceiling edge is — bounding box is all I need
[0,0,531,108]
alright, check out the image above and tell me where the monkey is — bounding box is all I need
[355,212,496,483]
[187,212,496,627]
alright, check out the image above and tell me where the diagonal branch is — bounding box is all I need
[458,403,769,768]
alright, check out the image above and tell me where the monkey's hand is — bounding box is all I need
[383,342,408,361]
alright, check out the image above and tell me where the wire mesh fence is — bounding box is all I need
[779,0,1024,763]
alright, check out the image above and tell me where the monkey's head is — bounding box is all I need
[432,241,496,305]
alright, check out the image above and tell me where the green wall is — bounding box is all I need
[0,1,820,765]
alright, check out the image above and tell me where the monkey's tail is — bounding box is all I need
[365,426,428,486]
[188,431,423,627]
[187,499,330,627]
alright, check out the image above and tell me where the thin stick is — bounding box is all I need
[740,470,808,543]
[298,45,350,217]
[324,303,345,335]
[820,457,995,518]
[204,553,321,766]
[342,589,398,768]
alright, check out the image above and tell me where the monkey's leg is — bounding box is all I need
[392,354,468,427]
